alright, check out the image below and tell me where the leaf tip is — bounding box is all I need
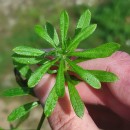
[27,82,35,88]
[114,75,119,81]
[7,115,13,122]
[92,24,97,29]
[34,25,42,33]
[61,10,68,14]
[85,9,91,15]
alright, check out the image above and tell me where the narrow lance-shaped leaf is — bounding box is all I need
[14,68,28,87]
[45,22,59,46]
[28,59,58,88]
[12,54,42,65]
[35,25,56,48]
[13,62,32,79]
[55,60,65,97]
[8,101,39,121]
[75,10,91,34]
[17,65,32,79]
[13,46,45,56]
[60,10,69,49]
[87,70,119,82]
[67,24,97,52]
[67,75,84,118]
[0,87,33,97]
[15,113,30,128]
[69,43,120,58]
[44,87,58,117]
[67,59,101,89]
[73,57,89,63]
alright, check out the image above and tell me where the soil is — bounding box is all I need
[0,98,51,130]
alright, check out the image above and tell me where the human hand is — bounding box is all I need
[34,51,130,130]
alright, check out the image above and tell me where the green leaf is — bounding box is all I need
[44,87,58,117]
[73,57,89,63]
[67,59,101,89]
[12,54,42,65]
[17,65,32,79]
[35,25,56,48]
[69,43,120,58]
[14,68,28,88]
[13,46,45,56]
[67,76,84,118]
[76,10,91,34]
[45,22,59,46]
[8,101,39,121]
[60,10,69,49]
[67,24,97,52]
[28,59,58,88]
[55,60,65,97]
[15,113,30,129]
[0,87,33,97]
[87,70,119,82]
[14,63,32,79]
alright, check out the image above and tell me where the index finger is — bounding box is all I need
[78,51,130,107]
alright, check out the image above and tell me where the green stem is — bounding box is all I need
[37,111,45,130]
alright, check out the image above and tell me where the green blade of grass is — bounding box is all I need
[8,101,39,121]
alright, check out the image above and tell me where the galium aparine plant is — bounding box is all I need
[0,10,120,130]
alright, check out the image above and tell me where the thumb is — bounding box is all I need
[34,74,99,130]
[48,91,99,130]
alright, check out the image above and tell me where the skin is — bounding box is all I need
[34,51,130,130]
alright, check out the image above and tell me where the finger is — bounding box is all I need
[34,74,99,130]
[35,51,130,106]
[76,81,130,121]
[34,74,55,103]
[77,51,130,120]
[78,51,130,107]
[34,51,130,122]
[48,91,99,130]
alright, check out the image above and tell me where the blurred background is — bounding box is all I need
[0,0,130,129]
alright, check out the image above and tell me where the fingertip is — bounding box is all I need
[48,92,99,130]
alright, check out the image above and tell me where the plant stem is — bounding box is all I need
[37,111,45,130]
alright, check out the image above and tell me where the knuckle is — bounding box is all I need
[57,115,76,130]
[106,51,130,72]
